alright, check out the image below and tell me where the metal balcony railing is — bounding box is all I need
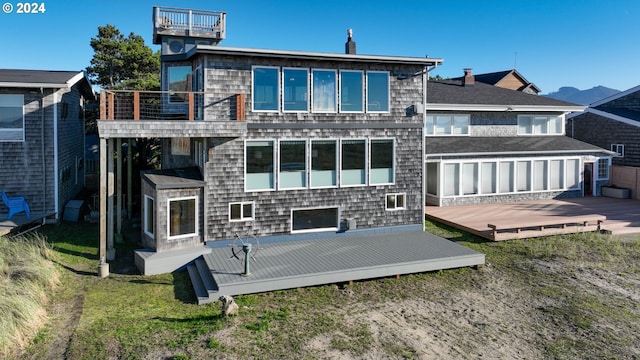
[99,91,245,121]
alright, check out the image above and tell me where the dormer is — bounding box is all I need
[152,6,226,56]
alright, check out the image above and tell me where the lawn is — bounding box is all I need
[7,220,640,359]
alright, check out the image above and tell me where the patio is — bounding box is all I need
[426,197,640,241]
[0,212,49,237]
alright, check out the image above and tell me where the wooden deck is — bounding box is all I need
[187,230,485,304]
[0,212,49,237]
[426,197,640,241]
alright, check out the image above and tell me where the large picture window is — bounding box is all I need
[518,115,563,135]
[340,70,363,112]
[253,67,279,111]
[168,66,192,102]
[370,139,394,184]
[366,71,389,112]
[283,68,308,112]
[341,140,366,186]
[168,197,197,239]
[246,141,275,191]
[312,69,337,112]
[311,140,337,188]
[291,207,339,233]
[0,94,24,142]
[279,140,306,189]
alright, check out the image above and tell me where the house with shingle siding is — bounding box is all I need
[0,69,94,222]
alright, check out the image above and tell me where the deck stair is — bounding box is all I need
[186,256,219,305]
[487,215,606,241]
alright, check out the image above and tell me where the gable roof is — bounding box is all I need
[589,84,640,107]
[567,85,640,127]
[0,69,95,100]
[426,136,614,157]
[426,80,584,112]
[453,69,541,94]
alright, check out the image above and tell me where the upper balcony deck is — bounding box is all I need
[153,6,226,44]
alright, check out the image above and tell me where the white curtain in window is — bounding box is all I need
[533,160,548,191]
[481,162,497,194]
[516,161,531,191]
[443,163,459,196]
[462,163,478,195]
[549,160,564,190]
[499,161,514,193]
[566,159,580,189]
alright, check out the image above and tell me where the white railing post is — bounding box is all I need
[189,10,192,33]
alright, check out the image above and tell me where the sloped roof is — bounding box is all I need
[427,80,583,111]
[426,136,613,157]
[567,85,640,126]
[0,69,94,99]
[595,107,640,122]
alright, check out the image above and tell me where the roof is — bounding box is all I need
[589,84,640,107]
[0,69,95,100]
[426,80,584,112]
[566,85,640,127]
[141,167,205,190]
[165,45,443,67]
[452,69,541,93]
[425,136,614,157]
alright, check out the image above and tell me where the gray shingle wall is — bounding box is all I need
[438,190,582,207]
[57,86,86,213]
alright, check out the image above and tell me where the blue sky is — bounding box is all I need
[1,0,638,93]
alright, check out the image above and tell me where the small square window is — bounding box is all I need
[611,144,624,157]
[386,193,406,210]
[230,202,254,221]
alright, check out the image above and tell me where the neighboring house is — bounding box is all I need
[0,69,94,221]
[453,69,541,95]
[425,69,614,207]
[97,7,443,274]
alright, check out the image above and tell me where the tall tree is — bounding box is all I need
[86,24,160,90]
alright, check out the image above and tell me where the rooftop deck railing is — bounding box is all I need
[99,90,245,121]
[153,6,226,43]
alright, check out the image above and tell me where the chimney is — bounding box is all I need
[463,68,474,87]
[345,29,356,54]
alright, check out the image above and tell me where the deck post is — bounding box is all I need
[99,92,106,121]
[98,137,109,277]
[107,138,116,261]
[107,92,115,120]
[133,91,140,120]
[127,138,132,220]
[116,138,122,236]
[188,92,195,121]
[236,93,245,121]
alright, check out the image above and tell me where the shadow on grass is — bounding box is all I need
[173,270,198,304]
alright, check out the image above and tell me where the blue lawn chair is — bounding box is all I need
[2,190,31,220]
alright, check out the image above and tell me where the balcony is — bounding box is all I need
[97,90,246,139]
[153,6,226,44]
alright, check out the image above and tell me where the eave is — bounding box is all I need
[425,104,586,112]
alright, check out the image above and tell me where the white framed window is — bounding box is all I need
[517,115,563,135]
[462,163,478,195]
[597,158,610,180]
[279,140,307,189]
[168,196,198,240]
[443,163,459,196]
[252,66,280,112]
[245,140,275,191]
[283,67,308,112]
[229,202,254,222]
[370,139,394,185]
[566,158,580,190]
[341,139,367,186]
[426,114,470,136]
[366,71,389,112]
[143,195,155,239]
[171,137,190,155]
[426,162,439,195]
[386,193,406,210]
[311,139,338,188]
[312,69,337,113]
[340,70,364,112]
[291,207,339,233]
[549,159,564,190]
[481,162,497,194]
[499,161,514,193]
[533,160,548,191]
[0,94,24,142]
[168,65,192,103]
[611,144,624,157]
[516,161,532,192]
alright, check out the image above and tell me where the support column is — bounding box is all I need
[107,138,116,261]
[127,138,132,220]
[98,137,109,278]
[116,138,122,236]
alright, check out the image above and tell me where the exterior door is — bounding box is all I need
[584,162,593,196]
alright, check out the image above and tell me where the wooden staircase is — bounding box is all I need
[186,256,219,305]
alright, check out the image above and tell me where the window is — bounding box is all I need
[481,162,497,194]
[533,160,548,191]
[168,66,192,102]
[340,70,363,112]
[549,160,564,190]
[246,141,275,191]
[516,161,531,191]
[168,197,197,239]
[230,202,254,221]
[370,139,394,184]
[143,195,155,239]
[443,163,459,196]
[253,66,279,111]
[291,207,339,233]
[366,71,389,112]
[566,159,580,190]
[283,68,308,112]
[312,69,337,112]
[0,94,24,141]
[426,162,438,195]
[426,115,470,136]
[611,144,624,157]
[386,193,406,210]
[597,158,609,179]
[341,139,366,186]
[279,140,306,189]
[518,115,563,135]
[171,137,190,155]
[311,140,337,188]
[462,163,478,195]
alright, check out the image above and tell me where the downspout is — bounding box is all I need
[41,88,46,216]
[422,63,439,214]
[53,90,59,220]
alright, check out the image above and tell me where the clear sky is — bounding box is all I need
[1,0,638,93]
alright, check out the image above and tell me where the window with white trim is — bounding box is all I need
[168,196,198,239]
[386,193,406,210]
[426,115,470,135]
[517,115,563,135]
[481,162,497,194]
[370,139,394,184]
[312,69,337,112]
[611,144,624,157]
[143,195,155,239]
[229,202,254,221]
[549,159,564,190]
[245,140,275,191]
[341,139,366,186]
[340,70,363,112]
[0,94,24,142]
[597,158,609,179]
[291,207,339,233]
[516,161,532,191]
[566,159,580,190]
[366,71,389,112]
[252,66,279,111]
[283,68,308,112]
[311,139,337,188]
[279,140,307,189]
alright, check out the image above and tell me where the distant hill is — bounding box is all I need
[543,86,619,105]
